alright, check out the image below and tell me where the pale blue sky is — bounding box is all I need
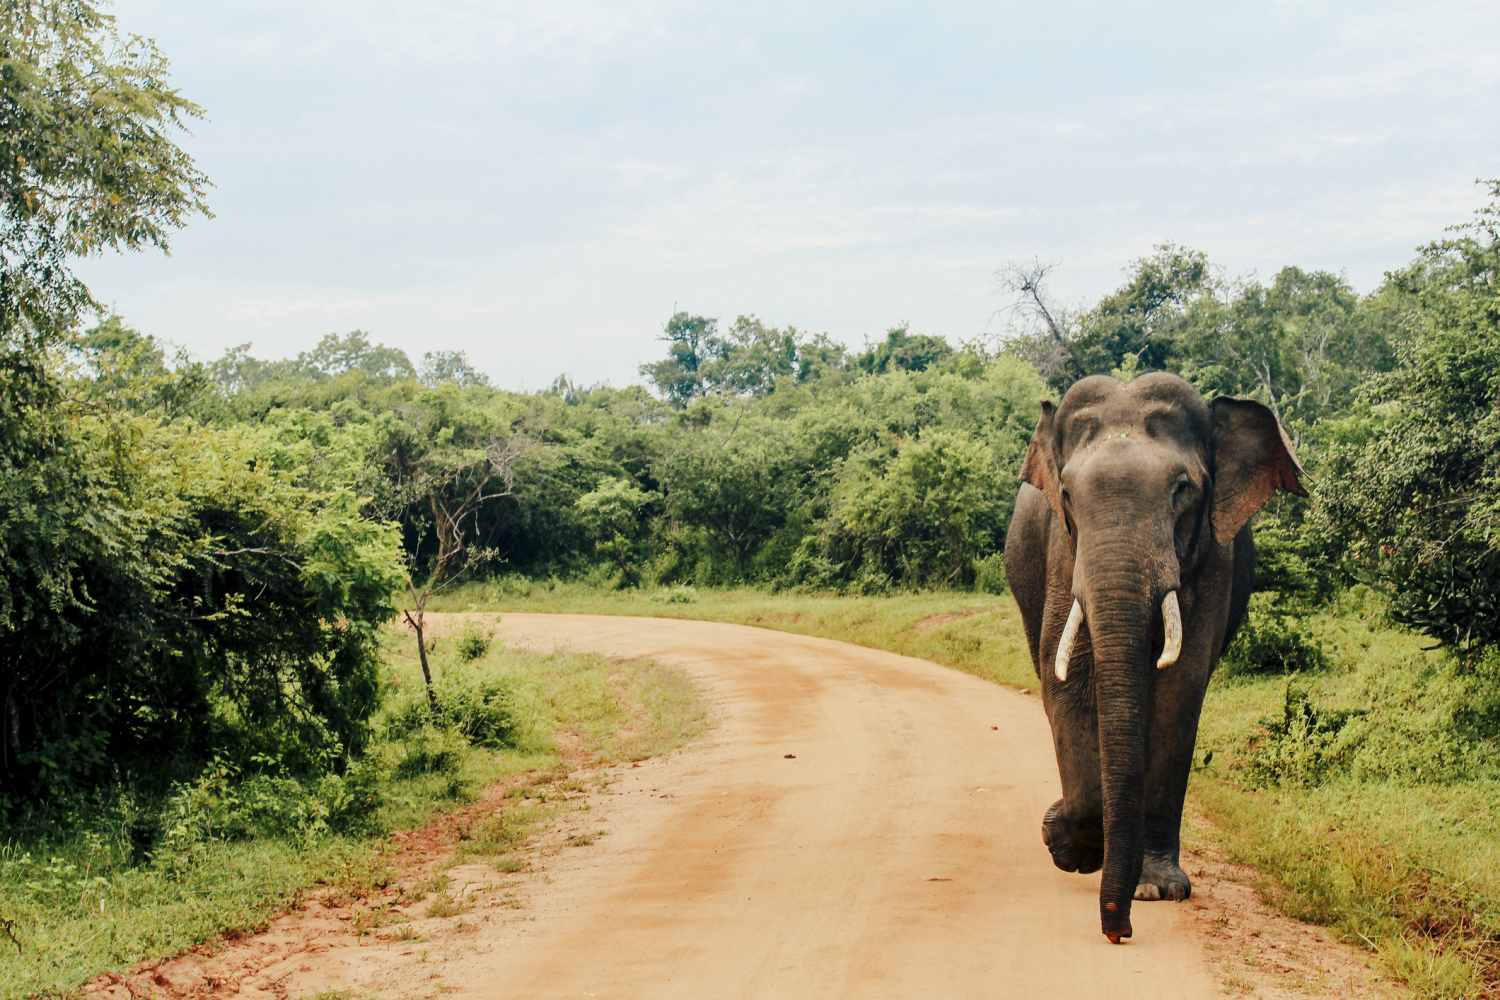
[81,1,1500,388]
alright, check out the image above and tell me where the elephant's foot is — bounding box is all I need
[1134,851,1191,901]
[1041,799,1103,875]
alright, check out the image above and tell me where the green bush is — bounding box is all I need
[392,727,468,780]
[1314,182,1500,656]
[155,755,386,852]
[385,675,518,750]
[1,415,403,804]
[1340,651,1500,784]
[972,551,1008,594]
[456,624,493,662]
[1240,686,1361,788]
[818,429,1008,589]
[1233,647,1500,790]
[1222,599,1329,676]
[575,477,658,587]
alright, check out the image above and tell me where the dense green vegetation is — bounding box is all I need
[4,3,1500,997]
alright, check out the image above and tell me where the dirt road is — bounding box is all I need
[449,613,1223,998]
[98,613,1384,1000]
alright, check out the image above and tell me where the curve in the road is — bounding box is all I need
[449,613,1222,999]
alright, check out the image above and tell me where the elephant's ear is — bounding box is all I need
[1210,397,1306,545]
[1020,400,1065,524]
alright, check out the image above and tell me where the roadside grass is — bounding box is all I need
[0,627,705,1000]
[445,577,1498,999]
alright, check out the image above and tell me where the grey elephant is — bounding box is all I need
[1003,373,1304,943]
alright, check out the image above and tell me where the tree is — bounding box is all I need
[639,312,717,406]
[855,324,953,375]
[997,260,1081,389]
[420,349,490,387]
[659,422,793,579]
[1070,244,1212,376]
[299,331,415,381]
[1174,267,1392,429]
[1,0,210,346]
[371,395,529,706]
[818,429,1008,588]
[2,0,212,791]
[1316,181,1500,654]
[641,311,852,406]
[575,477,658,586]
[999,248,1213,391]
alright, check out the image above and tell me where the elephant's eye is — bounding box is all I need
[1172,477,1193,506]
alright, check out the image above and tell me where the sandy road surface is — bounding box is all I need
[460,613,1220,998]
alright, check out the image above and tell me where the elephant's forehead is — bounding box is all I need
[1055,376,1210,460]
[1059,375,1207,430]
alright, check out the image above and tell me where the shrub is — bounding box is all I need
[1314,182,1500,656]
[575,478,658,587]
[1340,651,1500,784]
[819,429,1008,588]
[456,624,493,662]
[0,416,404,803]
[393,727,468,780]
[385,675,517,750]
[1221,595,1328,676]
[1235,649,1500,790]
[155,755,387,851]
[972,551,1008,594]
[1240,686,1361,789]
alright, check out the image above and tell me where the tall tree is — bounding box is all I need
[1,0,210,347]
[639,312,717,407]
[1317,181,1500,653]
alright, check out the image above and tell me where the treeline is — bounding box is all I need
[85,182,1500,640]
[11,182,1500,809]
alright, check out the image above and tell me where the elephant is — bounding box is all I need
[1003,372,1304,944]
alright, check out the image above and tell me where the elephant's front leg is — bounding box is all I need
[1039,616,1105,876]
[1042,688,1105,875]
[1136,666,1210,901]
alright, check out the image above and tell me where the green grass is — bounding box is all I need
[0,627,705,1000]
[443,578,1499,999]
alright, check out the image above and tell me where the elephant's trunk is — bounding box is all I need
[1079,538,1164,943]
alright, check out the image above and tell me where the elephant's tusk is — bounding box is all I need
[1054,599,1084,681]
[1157,591,1182,670]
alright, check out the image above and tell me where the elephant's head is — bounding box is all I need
[1020,373,1303,942]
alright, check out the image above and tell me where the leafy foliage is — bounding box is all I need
[1240,685,1360,789]
[816,429,1008,589]
[639,311,852,406]
[0,0,210,343]
[0,406,403,800]
[1221,595,1329,677]
[1315,181,1500,654]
